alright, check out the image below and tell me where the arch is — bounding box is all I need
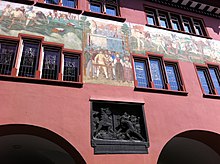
[157,130,220,164]
[0,124,86,164]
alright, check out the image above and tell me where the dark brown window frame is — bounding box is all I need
[144,5,210,38]
[195,63,220,99]
[82,0,126,22]
[132,52,187,96]
[44,0,78,8]
[0,34,83,88]
[0,38,19,76]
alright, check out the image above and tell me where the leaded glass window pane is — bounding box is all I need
[63,55,79,82]
[194,22,203,35]
[62,0,76,8]
[45,0,59,4]
[166,65,179,91]
[19,41,40,78]
[209,68,220,95]
[0,41,17,75]
[159,15,168,28]
[197,69,212,94]
[183,20,192,33]
[171,17,180,30]
[90,3,101,13]
[42,48,60,80]
[134,60,148,87]
[106,6,117,16]
[147,14,155,25]
[149,59,164,89]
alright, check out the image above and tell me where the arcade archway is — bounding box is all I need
[0,124,86,164]
[157,130,220,164]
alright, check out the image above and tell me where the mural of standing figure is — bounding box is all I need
[114,53,124,81]
[94,50,108,79]
[123,55,132,82]
[0,4,13,22]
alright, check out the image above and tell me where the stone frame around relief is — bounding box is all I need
[90,100,149,154]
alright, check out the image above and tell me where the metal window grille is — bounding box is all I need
[0,41,17,75]
[63,55,80,82]
[18,41,40,78]
[42,48,60,80]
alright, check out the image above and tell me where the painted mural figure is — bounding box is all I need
[8,6,26,29]
[0,4,13,22]
[114,53,124,81]
[94,50,108,79]
[105,50,114,79]
[123,55,132,82]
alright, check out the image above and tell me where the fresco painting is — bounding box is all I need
[130,24,220,63]
[84,17,133,86]
[0,1,83,50]
[0,1,220,87]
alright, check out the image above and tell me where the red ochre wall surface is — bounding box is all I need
[0,0,220,163]
[1,61,220,164]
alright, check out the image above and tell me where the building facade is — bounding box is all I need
[0,0,220,163]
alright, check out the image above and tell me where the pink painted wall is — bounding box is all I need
[1,61,220,164]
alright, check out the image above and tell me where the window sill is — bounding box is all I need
[0,75,83,88]
[82,11,126,22]
[145,24,212,39]
[203,94,220,99]
[134,86,188,96]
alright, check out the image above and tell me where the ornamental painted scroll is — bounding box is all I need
[91,101,149,154]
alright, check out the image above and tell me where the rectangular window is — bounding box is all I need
[196,65,220,96]
[62,0,76,8]
[197,68,213,94]
[90,0,119,16]
[146,11,156,26]
[183,19,192,33]
[90,3,102,13]
[208,66,220,95]
[193,20,204,36]
[165,63,181,91]
[171,16,181,31]
[133,55,185,93]
[45,0,59,5]
[158,14,168,28]
[42,47,60,80]
[63,53,80,82]
[145,6,207,37]
[18,40,40,78]
[134,59,149,87]
[149,57,164,89]
[0,40,18,75]
[106,6,117,16]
